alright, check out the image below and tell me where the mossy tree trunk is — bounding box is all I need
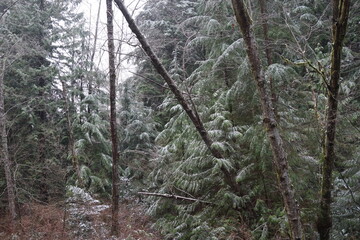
[231,1,303,239]
[317,1,350,239]
[106,0,120,236]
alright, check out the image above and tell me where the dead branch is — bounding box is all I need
[137,192,213,204]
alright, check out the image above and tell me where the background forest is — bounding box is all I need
[0,0,359,239]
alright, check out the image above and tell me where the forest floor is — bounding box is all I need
[0,187,162,240]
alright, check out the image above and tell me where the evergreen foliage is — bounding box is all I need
[0,0,358,239]
[0,0,112,203]
[118,79,157,195]
[129,0,359,239]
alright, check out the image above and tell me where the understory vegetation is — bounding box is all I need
[0,0,359,239]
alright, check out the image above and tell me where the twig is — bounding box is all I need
[334,165,360,210]
[128,71,170,90]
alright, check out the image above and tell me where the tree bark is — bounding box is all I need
[317,1,350,239]
[231,1,303,239]
[106,0,120,236]
[113,0,241,194]
[0,59,17,224]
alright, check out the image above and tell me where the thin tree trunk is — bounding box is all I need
[88,0,102,115]
[36,0,49,203]
[0,59,17,224]
[258,0,272,66]
[231,1,303,239]
[258,0,276,108]
[106,0,120,236]
[317,1,350,239]
[113,0,241,194]
[89,0,102,73]
[61,80,83,187]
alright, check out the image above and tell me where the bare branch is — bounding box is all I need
[138,192,213,204]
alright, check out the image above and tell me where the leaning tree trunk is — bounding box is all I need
[317,1,350,239]
[113,0,241,194]
[231,1,303,239]
[106,0,120,236]
[0,59,17,224]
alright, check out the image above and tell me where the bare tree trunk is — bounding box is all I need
[106,0,120,236]
[231,1,303,239]
[317,1,350,239]
[89,0,102,73]
[0,59,17,224]
[88,0,102,115]
[113,0,241,194]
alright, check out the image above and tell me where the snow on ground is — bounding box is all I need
[66,185,101,204]
[66,186,110,239]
